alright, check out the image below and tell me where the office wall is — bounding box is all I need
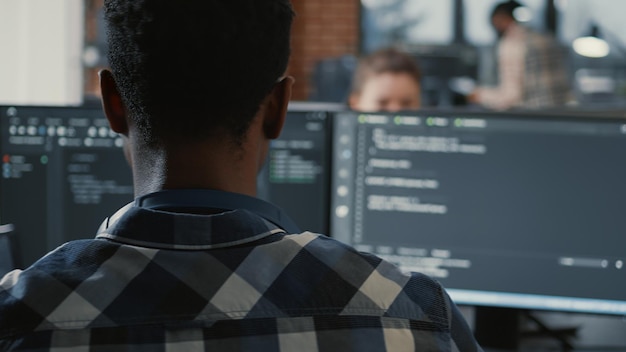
[0,0,84,106]
[81,0,361,102]
[289,0,360,100]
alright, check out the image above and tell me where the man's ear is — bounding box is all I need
[263,76,294,139]
[99,69,129,135]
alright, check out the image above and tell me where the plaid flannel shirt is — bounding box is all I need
[476,23,573,110]
[0,192,482,351]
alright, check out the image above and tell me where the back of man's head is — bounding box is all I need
[491,0,522,20]
[104,0,294,146]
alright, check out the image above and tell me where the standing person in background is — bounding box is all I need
[468,0,573,110]
[0,0,483,350]
[349,47,422,112]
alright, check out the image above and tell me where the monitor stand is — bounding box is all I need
[474,306,522,349]
[473,307,578,351]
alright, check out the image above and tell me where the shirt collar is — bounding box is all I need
[96,189,298,250]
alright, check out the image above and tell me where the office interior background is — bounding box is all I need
[1,0,626,350]
[1,0,625,107]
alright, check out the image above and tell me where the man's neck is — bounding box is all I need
[130,141,260,198]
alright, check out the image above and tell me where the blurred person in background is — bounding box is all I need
[468,0,574,110]
[349,47,422,112]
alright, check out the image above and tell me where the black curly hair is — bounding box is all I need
[104,0,295,146]
[491,0,523,19]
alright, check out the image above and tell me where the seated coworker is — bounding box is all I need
[0,0,482,351]
[349,47,422,112]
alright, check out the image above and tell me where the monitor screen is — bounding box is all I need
[0,105,134,267]
[331,109,626,315]
[257,102,342,235]
[0,224,17,276]
[1,102,340,268]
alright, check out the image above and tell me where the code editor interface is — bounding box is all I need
[1,105,133,266]
[331,111,626,313]
[257,109,332,234]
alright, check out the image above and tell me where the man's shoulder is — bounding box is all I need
[279,232,451,322]
[0,232,454,344]
[523,26,559,47]
[283,231,444,288]
[0,239,120,336]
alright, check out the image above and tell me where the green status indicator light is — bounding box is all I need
[358,115,367,124]
[40,155,49,165]
[426,117,434,126]
[455,118,463,127]
[394,116,402,125]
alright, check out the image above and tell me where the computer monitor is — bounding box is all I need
[257,102,343,235]
[331,109,626,318]
[0,105,134,267]
[1,102,340,268]
[407,44,479,107]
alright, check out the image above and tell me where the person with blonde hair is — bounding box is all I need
[349,47,422,112]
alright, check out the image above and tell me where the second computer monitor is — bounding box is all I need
[257,102,342,235]
[331,109,626,315]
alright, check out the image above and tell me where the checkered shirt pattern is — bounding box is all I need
[522,29,573,108]
[476,23,573,110]
[0,205,481,351]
